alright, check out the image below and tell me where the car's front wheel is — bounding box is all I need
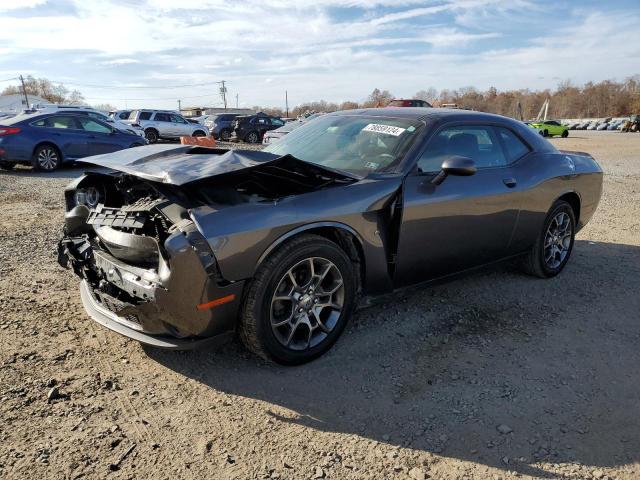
[32,144,61,171]
[522,200,576,278]
[561,130,569,138]
[239,234,357,364]
[193,130,206,137]
[245,131,260,143]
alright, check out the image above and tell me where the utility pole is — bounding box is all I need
[285,90,289,118]
[177,99,181,112]
[19,75,29,107]
[220,80,227,110]
[236,94,239,109]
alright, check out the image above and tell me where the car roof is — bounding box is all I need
[2,111,114,126]
[329,107,520,124]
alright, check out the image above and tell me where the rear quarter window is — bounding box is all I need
[139,111,152,120]
[497,127,530,163]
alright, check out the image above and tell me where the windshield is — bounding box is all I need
[263,114,423,175]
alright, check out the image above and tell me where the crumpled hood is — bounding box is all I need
[80,144,332,186]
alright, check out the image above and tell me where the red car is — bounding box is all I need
[387,99,432,108]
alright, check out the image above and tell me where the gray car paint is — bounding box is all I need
[60,108,603,348]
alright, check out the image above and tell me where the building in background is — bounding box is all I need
[0,94,47,112]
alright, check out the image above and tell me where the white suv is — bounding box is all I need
[125,110,209,143]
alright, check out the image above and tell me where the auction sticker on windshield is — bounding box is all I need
[362,123,406,136]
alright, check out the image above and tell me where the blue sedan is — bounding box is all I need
[0,112,146,171]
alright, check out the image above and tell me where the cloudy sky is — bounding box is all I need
[0,0,638,110]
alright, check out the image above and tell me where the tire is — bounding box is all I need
[219,128,231,141]
[144,128,159,144]
[0,161,16,171]
[542,129,549,137]
[245,131,260,144]
[32,144,61,171]
[193,130,206,137]
[561,130,569,138]
[239,234,357,365]
[522,200,576,278]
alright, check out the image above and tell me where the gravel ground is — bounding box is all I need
[1,131,639,480]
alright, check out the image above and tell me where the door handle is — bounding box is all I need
[503,178,517,188]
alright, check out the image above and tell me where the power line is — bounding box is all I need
[0,77,18,82]
[50,79,227,89]
[82,93,225,101]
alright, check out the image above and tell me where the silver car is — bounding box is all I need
[262,113,323,145]
[125,109,209,143]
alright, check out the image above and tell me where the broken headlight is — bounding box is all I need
[74,186,104,209]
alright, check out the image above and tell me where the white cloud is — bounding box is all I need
[0,0,46,12]
[0,1,637,109]
[102,58,140,65]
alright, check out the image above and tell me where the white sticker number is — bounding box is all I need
[362,123,406,136]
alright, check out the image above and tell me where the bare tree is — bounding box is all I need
[93,103,117,112]
[415,88,438,104]
[1,76,85,105]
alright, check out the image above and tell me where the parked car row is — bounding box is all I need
[0,110,147,171]
[563,118,630,131]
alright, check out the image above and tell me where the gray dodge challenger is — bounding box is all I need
[58,108,603,364]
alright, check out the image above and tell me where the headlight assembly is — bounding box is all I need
[74,186,103,208]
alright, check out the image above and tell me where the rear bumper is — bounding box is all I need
[79,280,234,350]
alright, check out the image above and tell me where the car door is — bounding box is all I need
[170,114,191,136]
[77,117,123,156]
[394,123,524,287]
[254,117,269,137]
[37,115,87,159]
[153,112,173,136]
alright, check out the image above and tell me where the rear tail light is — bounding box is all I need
[0,127,20,136]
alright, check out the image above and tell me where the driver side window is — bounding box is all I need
[417,125,507,172]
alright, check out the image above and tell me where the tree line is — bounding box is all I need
[259,75,640,120]
[3,75,639,120]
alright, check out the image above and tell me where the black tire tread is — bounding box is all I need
[522,200,575,278]
[239,234,354,363]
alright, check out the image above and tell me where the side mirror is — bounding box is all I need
[431,156,477,185]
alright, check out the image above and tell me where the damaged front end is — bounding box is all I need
[58,171,244,348]
[58,146,357,349]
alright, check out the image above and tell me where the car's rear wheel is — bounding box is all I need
[561,130,569,138]
[145,128,159,144]
[245,131,260,144]
[219,128,231,141]
[193,130,206,137]
[522,200,576,278]
[0,161,16,170]
[239,234,357,364]
[32,144,61,171]
[542,129,549,137]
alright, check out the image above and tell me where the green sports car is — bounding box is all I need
[529,120,569,138]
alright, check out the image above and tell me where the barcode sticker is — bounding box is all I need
[362,123,406,136]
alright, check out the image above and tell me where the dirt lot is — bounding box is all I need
[1,131,639,480]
